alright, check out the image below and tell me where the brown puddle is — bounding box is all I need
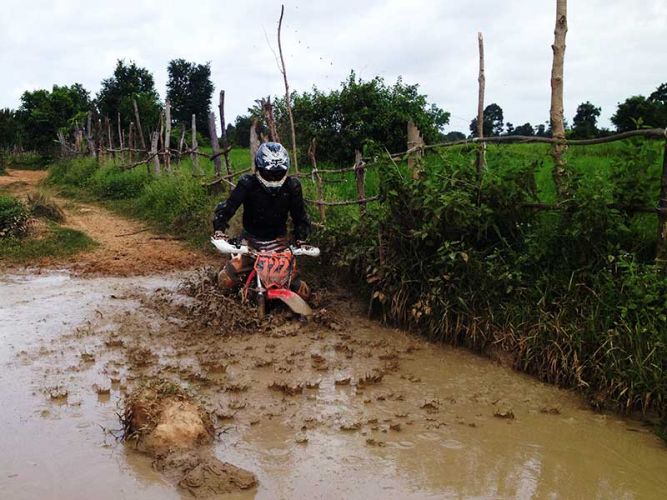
[1,270,666,499]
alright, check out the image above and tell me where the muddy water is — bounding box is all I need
[1,271,666,499]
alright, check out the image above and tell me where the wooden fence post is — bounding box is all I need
[132,98,146,151]
[476,31,486,175]
[355,149,367,216]
[150,131,160,175]
[218,90,232,175]
[407,121,424,179]
[177,126,185,163]
[191,114,202,176]
[164,100,172,173]
[250,119,260,167]
[128,121,135,162]
[86,112,96,159]
[308,138,326,222]
[208,111,222,177]
[117,113,124,157]
[550,0,569,198]
[656,137,667,266]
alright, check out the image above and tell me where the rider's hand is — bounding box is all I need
[213,230,227,240]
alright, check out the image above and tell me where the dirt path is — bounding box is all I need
[0,169,209,275]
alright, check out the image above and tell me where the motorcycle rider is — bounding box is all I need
[212,142,311,299]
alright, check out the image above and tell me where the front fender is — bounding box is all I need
[267,289,313,316]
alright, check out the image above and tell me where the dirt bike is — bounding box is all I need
[211,236,320,319]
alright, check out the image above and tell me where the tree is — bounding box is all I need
[443,131,466,142]
[0,109,20,149]
[513,123,535,136]
[17,84,91,153]
[505,122,514,135]
[469,103,504,137]
[270,72,449,164]
[611,83,667,131]
[96,60,161,132]
[166,59,214,132]
[535,123,548,137]
[571,101,601,139]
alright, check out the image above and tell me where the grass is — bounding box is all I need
[0,223,97,262]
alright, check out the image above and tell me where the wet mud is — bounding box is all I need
[2,270,667,499]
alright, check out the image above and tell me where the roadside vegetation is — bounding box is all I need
[0,193,96,262]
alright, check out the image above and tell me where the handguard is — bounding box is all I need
[210,237,250,255]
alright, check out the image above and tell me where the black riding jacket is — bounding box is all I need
[212,174,311,242]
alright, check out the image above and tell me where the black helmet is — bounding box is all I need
[255,142,289,194]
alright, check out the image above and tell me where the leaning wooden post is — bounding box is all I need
[163,100,172,173]
[150,131,160,176]
[177,126,185,164]
[132,98,146,152]
[261,97,281,143]
[355,149,367,217]
[218,90,233,175]
[277,4,299,172]
[207,111,223,177]
[117,112,124,156]
[191,114,202,176]
[550,0,569,199]
[656,136,667,266]
[308,138,326,222]
[476,32,486,176]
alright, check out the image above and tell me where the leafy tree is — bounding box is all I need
[513,123,535,136]
[443,131,466,142]
[649,83,667,104]
[505,122,514,135]
[17,84,91,153]
[96,60,161,132]
[611,83,667,131]
[535,123,548,137]
[469,103,504,137]
[0,108,20,149]
[269,72,449,164]
[166,59,214,132]
[571,101,601,139]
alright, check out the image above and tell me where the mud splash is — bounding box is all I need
[2,270,667,499]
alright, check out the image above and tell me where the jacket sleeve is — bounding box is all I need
[212,177,249,231]
[288,177,311,241]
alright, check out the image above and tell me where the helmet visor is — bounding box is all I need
[259,168,287,183]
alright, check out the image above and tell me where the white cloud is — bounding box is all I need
[1,0,665,131]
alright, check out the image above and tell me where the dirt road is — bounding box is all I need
[1,169,666,499]
[0,168,208,274]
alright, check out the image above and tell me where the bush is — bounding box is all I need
[47,157,98,188]
[89,165,151,199]
[0,195,30,238]
[136,174,213,239]
[317,142,667,421]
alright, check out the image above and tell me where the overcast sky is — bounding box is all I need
[1,0,665,132]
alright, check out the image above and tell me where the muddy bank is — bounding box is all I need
[2,270,667,499]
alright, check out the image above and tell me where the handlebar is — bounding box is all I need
[210,237,320,257]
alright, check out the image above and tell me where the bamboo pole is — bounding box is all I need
[218,90,232,175]
[355,149,367,216]
[550,0,569,198]
[656,138,667,266]
[476,32,486,175]
[207,111,222,177]
[277,4,298,172]
[132,98,146,151]
[308,138,326,221]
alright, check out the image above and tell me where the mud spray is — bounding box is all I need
[1,270,667,499]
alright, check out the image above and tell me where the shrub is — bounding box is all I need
[89,165,151,199]
[0,195,30,238]
[47,157,98,188]
[27,192,65,222]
